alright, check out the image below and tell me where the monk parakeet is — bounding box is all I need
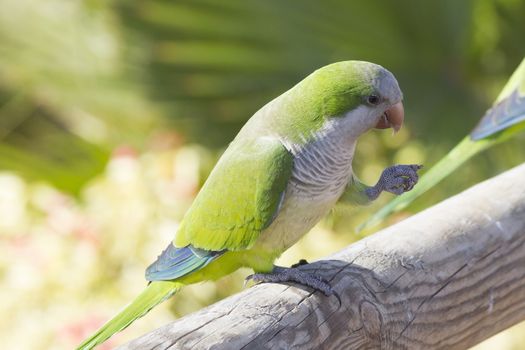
[78,61,421,349]
[359,57,525,231]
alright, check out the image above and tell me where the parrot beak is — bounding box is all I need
[375,102,404,132]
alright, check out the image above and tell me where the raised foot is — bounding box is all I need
[379,164,423,195]
[245,266,338,301]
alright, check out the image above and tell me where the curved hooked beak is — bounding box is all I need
[375,102,404,132]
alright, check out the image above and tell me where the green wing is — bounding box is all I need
[174,137,293,251]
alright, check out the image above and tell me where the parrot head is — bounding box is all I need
[297,60,405,137]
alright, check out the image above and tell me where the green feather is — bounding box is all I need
[270,61,379,143]
[76,281,181,350]
[175,137,293,251]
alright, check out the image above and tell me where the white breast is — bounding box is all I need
[254,116,359,253]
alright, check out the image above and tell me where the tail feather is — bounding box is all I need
[77,281,181,350]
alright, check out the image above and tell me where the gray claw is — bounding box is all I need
[245,266,337,298]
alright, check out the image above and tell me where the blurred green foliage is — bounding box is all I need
[1,0,525,349]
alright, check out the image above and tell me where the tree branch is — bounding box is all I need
[120,163,525,350]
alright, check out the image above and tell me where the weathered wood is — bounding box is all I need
[120,163,525,350]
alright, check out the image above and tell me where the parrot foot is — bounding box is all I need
[245,266,340,304]
[366,164,423,200]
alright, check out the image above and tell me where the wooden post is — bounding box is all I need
[119,163,525,350]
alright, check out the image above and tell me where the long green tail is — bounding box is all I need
[77,281,181,350]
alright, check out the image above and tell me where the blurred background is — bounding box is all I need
[1,0,524,349]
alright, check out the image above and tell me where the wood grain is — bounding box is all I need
[119,163,525,350]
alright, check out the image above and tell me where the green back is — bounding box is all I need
[174,137,293,251]
[266,61,377,143]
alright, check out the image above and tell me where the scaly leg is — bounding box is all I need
[246,265,337,299]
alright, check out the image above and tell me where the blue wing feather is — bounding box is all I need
[145,244,224,281]
[470,89,525,140]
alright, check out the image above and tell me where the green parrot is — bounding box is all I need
[358,57,525,232]
[78,61,422,350]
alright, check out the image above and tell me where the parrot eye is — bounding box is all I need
[367,94,380,106]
